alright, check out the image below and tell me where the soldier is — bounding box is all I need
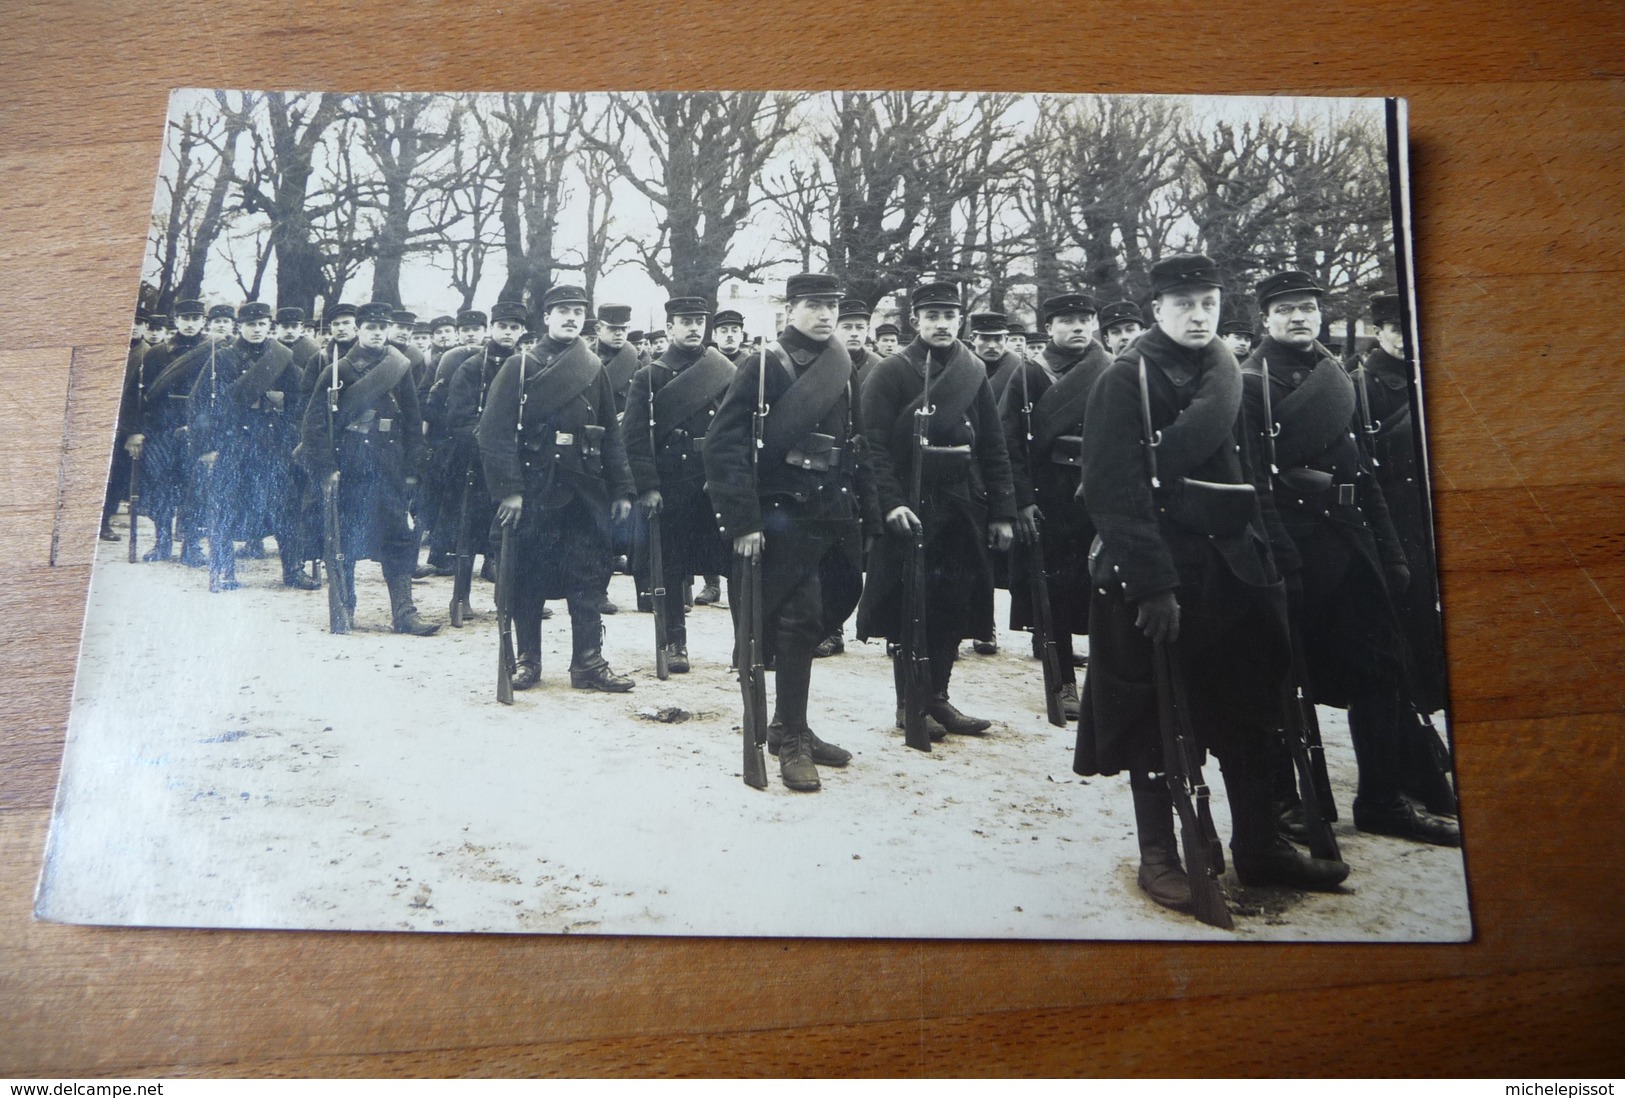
[300,302,438,636]
[206,304,236,343]
[1241,273,1457,846]
[300,303,359,396]
[998,293,1114,717]
[410,321,433,360]
[593,303,642,415]
[704,272,875,791]
[969,311,1025,403]
[1358,293,1446,716]
[856,281,1016,740]
[837,298,880,389]
[275,306,320,364]
[624,297,736,672]
[421,308,495,575]
[103,311,150,543]
[441,300,529,597]
[429,314,458,359]
[143,314,170,350]
[189,302,315,591]
[712,309,749,366]
[646,328,670,359]
[873,322,901,359]
[628,330,647,357]
[128,299,212,565]
[1220,316,1255,360]
[1099,300,1145,356]
[476,285,636,693]
[457,308,488,348]
[1077,255,1349,918]
[1005,325,1029,362]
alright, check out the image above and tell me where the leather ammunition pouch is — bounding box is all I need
[786,431,843,472]
[1049,434,1084,468]
[1158,476,1256,537]
[918,442,973,483]
[1278,466,1335,496]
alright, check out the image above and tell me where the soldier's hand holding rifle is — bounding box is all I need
[733,531,764,561]
[988,521,1013,551]
[885,505,922,537]
[1136,590,1181,644]
[1015,504,1042,545]
[496,492,523,526]
[638,489,662,515]
[610,498,632,523]
[124,433,145,459]
[199,450,218,470]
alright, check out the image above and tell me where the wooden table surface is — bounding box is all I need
[2,0,1621,1077]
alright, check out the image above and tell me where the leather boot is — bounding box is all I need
[1223,748,1349,890]
[1130,771,1194,913]
[891,652,946,740]
[568,609,632,692]
[386,570,440,635]
[768,720,852,767]
[665,627,689,674]
[774,721,821,792]
[928,693,991,735]
[282,549,319,590]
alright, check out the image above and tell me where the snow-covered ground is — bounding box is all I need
[35,514,1472,941]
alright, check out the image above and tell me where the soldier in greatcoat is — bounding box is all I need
[130,299,213,566]
[1357,293,1447,718]
[1241,272,1457,846]
[1001,293,1114,719]
[188,302,314,590]
[1077,255,1349,919]
[856,282,1016,741]
[441,301,529,597]
[300,301,438,636]
[477,285,636,693]
[420,308,490,575]
[623,297,736,672]
[712,309,749,367]
[704,272,878,791]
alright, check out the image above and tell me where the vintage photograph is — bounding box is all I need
[35,89,1468,940]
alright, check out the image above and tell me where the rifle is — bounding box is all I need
[323,345,352,633]
[496,522,516,705]
[1151,639,1233,930]
[127,441,142,563]
[1286,615,1338,826]
[449,458,475,627]
[203,341,228,593]
[1138,357,1231,929]
[1353,361,1382,469]
[647,373,669,680]
[649,509,669,680]
[496,350,529,705]
[1020,362,1066,727]
[899,351,934,753]
[449,348,489,628]
[739,341,769,788]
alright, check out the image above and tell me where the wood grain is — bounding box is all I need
[1,0,1621,1077]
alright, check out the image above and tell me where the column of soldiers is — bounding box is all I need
[108,251,1455,926]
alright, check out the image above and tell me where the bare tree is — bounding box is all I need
[426,100,505,310]
[558,140,632,306]
[236,91,346,313]
[584,91,797,304]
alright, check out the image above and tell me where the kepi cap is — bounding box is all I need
[785,272,842,300]
[1042,292,1098,322]
[1256,270,1324,307]
[1150,254,1224,296]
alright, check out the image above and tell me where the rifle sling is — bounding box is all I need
[336,347,414,427]
[886,340,985,458]
[759,339,854,469]
[1268,350,1357,470]
[1029,342,1110,457]
[519,338,600,424]
[652,348,735,441]
[233,339,296,397]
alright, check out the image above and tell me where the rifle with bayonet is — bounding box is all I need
[1020,362,1066,727]
[127,436,143,564]
[898,350,935,753]
[203,340,229,593]
[1138,356,1231,929]
[739,341,769,788]
[495,352,527,705]
[323,345,352,633]
[648,372,670,680]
